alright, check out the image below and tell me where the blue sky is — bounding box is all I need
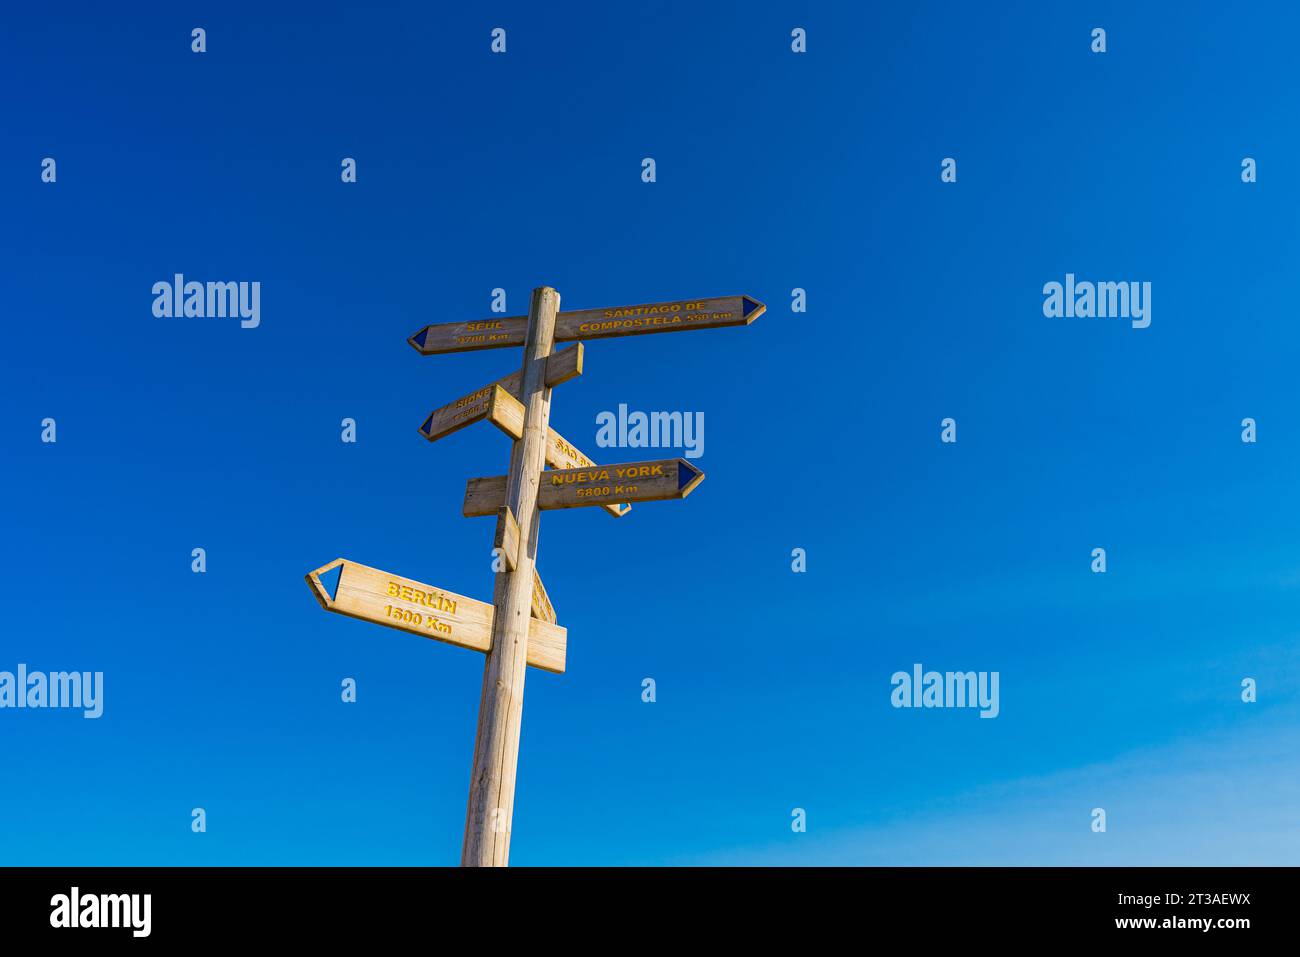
[2,1,1298,865]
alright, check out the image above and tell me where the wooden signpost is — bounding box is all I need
[306,558,566,673]
[491,507,556,623]
[461,458,705,517]
[417,344,584,443]
[425,384,630,518]
[408,295,764,355]
[307,285,763,866]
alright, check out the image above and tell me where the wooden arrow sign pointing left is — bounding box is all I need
[305,558,566,673]
[463,458,704,517]
[417,345,583,443]
[422,385,630,519]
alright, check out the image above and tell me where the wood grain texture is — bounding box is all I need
[553,295,764,342]
[486,387,630,518]
[486,385,526,440]
[408,316,527,354]
[463,458,704,516]
[530,568,556,625]
[462,286,558,868]
[417,345,581,443]
[408,296,764,354]
[545,342,583,387]
[544,427,630,518]
[493,507,520,572]
[304,558,565,673]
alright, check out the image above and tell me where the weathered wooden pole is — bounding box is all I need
[461,286,558,866]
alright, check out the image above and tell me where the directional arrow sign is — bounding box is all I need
[492,507,558,623]
[543,430,630,519]
[409,296,764,355]
[463,458,704,517]
[417,344,583,443]
[305,558,566,674]
[426,384,629,518]
[420,384,521,444]
[409,317,525,354]
[553,295,764,343]
[530,569,556,625]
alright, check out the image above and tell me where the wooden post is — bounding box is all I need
[461,286,558,866]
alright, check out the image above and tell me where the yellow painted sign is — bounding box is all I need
[542,421,630,519]
[408,296,764,355]
[463,458,704,517]
[555,296,763,342]
[418,345,583,442]
[305,558,566,673]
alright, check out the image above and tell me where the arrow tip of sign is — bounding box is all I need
[677,459,705,495]
[408,328,430,351]
[419,413,435,438]
[317,564,343,601]
[742,296,764,322]
[305,559,346,609]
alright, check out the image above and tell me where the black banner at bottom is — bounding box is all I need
[0,866,1282,943]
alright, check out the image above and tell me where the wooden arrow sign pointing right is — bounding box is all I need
[463,458,704,517]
